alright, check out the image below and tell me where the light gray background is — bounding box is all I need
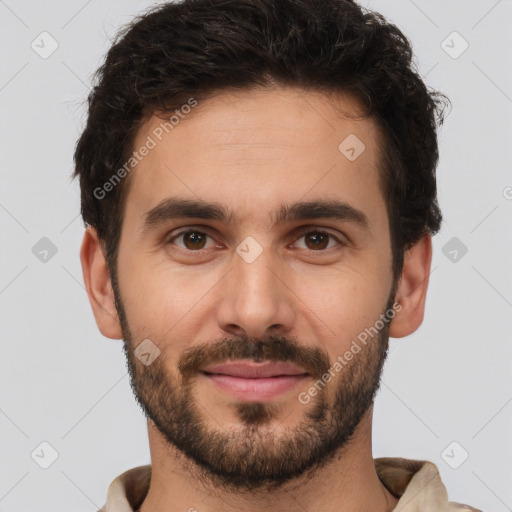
[0,0,510,510]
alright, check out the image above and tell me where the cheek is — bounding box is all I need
[116,254,221,350]
[296,272,389,354]
[121,272,188,328]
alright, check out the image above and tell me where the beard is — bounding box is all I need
[113,279,395,492]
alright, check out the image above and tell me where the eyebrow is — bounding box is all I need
[142,196,371,233]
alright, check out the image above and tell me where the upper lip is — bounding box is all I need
[202,361,308,378]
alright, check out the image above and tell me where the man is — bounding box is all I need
[73,0,482,510]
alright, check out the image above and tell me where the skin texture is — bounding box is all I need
[80,86,432,512]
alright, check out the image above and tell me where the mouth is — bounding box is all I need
[201,361,309,402]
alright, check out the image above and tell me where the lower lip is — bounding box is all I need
[203,373,307,402]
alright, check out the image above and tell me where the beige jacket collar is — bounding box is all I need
[99,457,482,512]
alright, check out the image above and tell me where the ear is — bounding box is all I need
[389,234,432,338]
[80,226,123,339]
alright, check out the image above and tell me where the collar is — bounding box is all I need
[100,457,481,512]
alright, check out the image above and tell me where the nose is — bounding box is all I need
[215,245,296,340]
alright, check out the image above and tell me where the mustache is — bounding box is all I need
[178,335,331,381]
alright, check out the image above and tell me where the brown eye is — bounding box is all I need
[292,228,346,253]
[182,231,207,250]
[304,231,330,250]
[168,230,214,251]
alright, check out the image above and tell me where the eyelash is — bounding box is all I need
[165,226,348,256]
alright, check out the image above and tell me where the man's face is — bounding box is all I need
[113,86,396,489]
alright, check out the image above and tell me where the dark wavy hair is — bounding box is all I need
[73,0,449,282]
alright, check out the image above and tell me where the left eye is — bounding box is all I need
[292,230,343,251]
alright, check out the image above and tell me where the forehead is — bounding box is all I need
[123,86,386,230]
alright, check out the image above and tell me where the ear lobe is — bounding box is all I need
[389,234,433,339]
[80,226,123,339]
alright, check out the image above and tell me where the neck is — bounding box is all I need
[139,410,399,512]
